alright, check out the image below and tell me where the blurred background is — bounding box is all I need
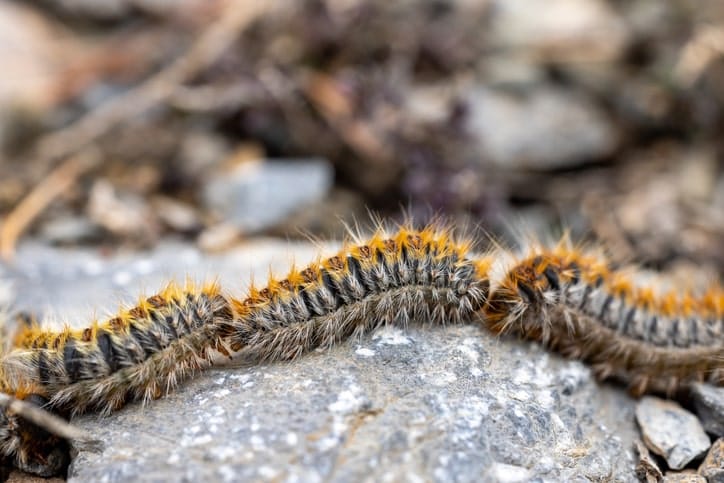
[0,0,722,279]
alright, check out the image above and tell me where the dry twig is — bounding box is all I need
[0,149,100,261]
[35,1,285,161]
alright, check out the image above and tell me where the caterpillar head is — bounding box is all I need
[484,255,570,340]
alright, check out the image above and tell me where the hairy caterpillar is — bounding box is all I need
[222,226,493,363]
[485,243,724,396]
[2,282,234,415]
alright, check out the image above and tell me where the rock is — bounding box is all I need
[196,223,242,253]
[38,215,101,245]
[699,438,724,483]
[636,397,711,470]
[0,2,88,150]
[151,196,203,234]
[202,159,333,233]
[0,3,75,113]
[692,383,724,437]
[87,179,159,241]
[4,240,641,481]
[465,86,618,170]
[488,0,630,63]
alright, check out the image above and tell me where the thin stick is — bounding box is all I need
[35,1,283,161]
[0,149,100,261]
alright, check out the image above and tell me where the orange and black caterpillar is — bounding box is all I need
[486,245,724,396]
[2,283,234,416]
[222,226,492,362]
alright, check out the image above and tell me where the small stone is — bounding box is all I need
[698,438,724,483]
[151,196,203,234]
[202,158,333,233]
[196,223,240,253]
[38,215,100,244]
[465,86,618,170]
[636,396,711,470]
[87,180,158,240]
[692,383,724,437]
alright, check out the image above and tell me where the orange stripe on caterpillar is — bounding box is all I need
[485,247,724,396]
[1,282,234,415]
[223,224,492,362]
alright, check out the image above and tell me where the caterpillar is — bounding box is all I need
[485,243,724,396]
[222,225,492,363]
[2,282,235,415]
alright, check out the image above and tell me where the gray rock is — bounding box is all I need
[202,159,333,233]
[636,396,711,470]
[698,438,724,483]
[692,383,724,437]
[3,241,641,482]
[465,86,618,170]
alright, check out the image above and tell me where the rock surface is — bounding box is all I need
[2,240,641,482]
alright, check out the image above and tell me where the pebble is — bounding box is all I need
[465,86,618,170]
[636,396,711,470]
[662,472,706,482]
[202,158,333,233]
